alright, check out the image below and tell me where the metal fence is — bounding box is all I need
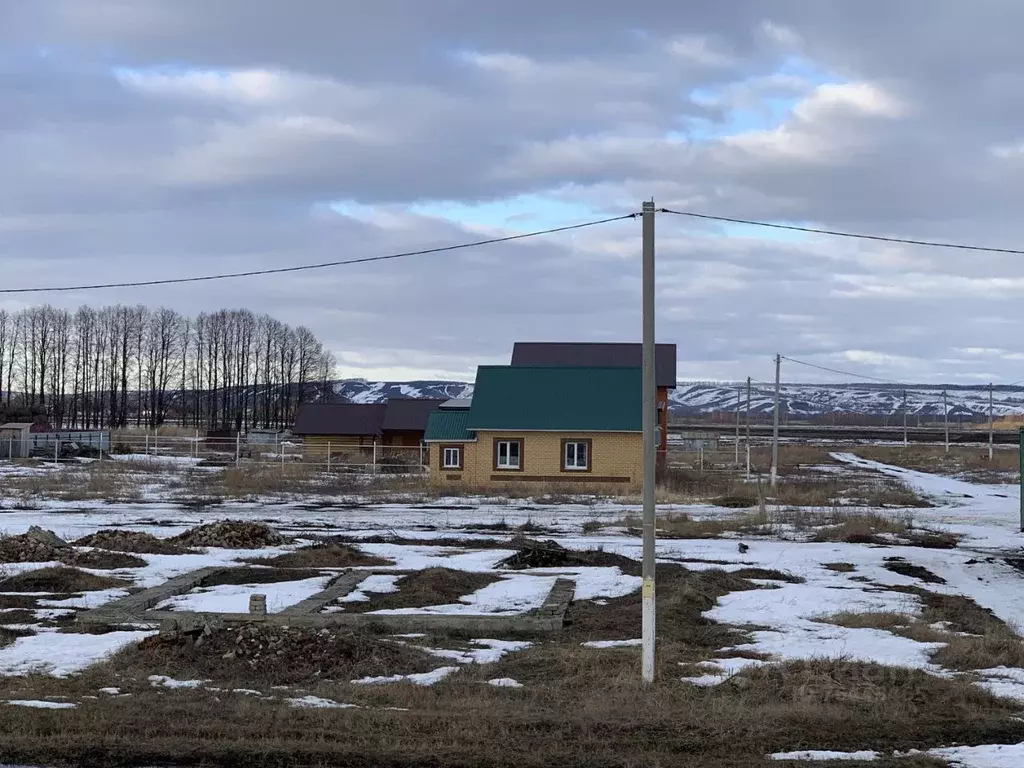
[1,433,429,474]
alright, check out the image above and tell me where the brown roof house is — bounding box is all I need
[424,366,643,490]
[292,398,445,458]
[511,342,677,456]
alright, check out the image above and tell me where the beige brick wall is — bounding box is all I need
[429,431,642,488]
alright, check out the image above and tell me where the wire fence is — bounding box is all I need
[0,434,430,475]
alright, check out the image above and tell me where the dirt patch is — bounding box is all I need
[58,550,148,569]
[198,566,325,587]
[332,534,510,550]
[730,568,804,584]
[499,537,640,574]
[0,626,33,649]
[883,559,946,585]
[0,595,38,610]
[0,567,130,593]
[342,568,499,613]
[73,530,194,555]
[243,543,392,568]
[118,625,436,686]
[824,562,857,573]
[171,521,288,549]
[0,609,38,625]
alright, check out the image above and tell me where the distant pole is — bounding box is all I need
[1019,427,1024,533]
[745,376,751,480]
[327,441,332,473]
[734,385,741,465]
[989,383,994,461]
[640,199,657,684]
[902,390,908,447]
[235,432,241,467]
[943,390,949,453]
[771,354,780,487]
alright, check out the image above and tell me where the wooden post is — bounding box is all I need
[327,442,332,473]
[372,439,378,475]
[235,433,241,467]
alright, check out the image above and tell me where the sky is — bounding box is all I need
[3,1,1024,385]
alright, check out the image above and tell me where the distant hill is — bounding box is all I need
[330,379,1024,418]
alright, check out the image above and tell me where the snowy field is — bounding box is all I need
[0,452,1023,765]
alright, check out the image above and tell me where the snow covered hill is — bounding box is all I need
[332,378,1024,418]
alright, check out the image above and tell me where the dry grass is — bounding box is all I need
[242,543,392,568]
[341,568,499,613]
[824,562,857,573]
[1,465,143,502]
[0,564,1019,765]
[198,567,326,587]
[934,629,1024,671]
[72,530,195,556]
[854,445,1019,483]
[883,559,946,584]
[0,567,130,593]
[58,550,147,570]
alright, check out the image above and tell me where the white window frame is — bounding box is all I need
[563,440,589,471]
[496,440,521,470]
[442,446,462,469]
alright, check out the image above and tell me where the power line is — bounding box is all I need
[780,356,906,385]
[0,213,639,295]
[658,208,1024,255]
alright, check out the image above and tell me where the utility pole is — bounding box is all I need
[745,376,752,480]
[734,385,741,465]
[902,389,908,447]
[943,390,949,453]
[640,199,657,684]
[771,354,780,488]
[989,382,994,461]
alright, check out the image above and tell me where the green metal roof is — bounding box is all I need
[424,409,474,442]
[466,366,641,432]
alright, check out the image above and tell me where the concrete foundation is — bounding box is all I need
[79,567,575,635]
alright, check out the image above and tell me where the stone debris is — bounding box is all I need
[73,530,193,556]
[27,526,70,549]
[0,533,63,564]
[170,521,288,550]
[499,537,574,569]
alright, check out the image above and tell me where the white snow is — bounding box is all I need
[974,667,1024,702]
[370,575,555,616]
[149,675,209,689]
[0,630,154,677]
[487,678,523,688]
[929,742,1024,767]
[582,639,642,649]
[353,666,460,686]
[422,639,532,665]
[98,687,120,695]
[770,750,878,761]
[6,699,77,710]
[336,574,402,604]
[155,574,335,614]
[286,695,358,709]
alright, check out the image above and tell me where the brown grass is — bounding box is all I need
[72,530,194,556]
[824,562,857,573]
[198,567,326,587]
[1,466,143,502]
[854,445,1019,483]
[243,543,392,568]
[883,559,945,584]
[0,567,130,593]
[58,550,148,569]
[934,629,1024,671]
[341,568,499,613]
[0,564,1020,766]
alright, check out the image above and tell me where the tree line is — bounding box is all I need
[0,305,336,431]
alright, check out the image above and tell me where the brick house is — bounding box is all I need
[510,342,676,457]
[424,366,642,489]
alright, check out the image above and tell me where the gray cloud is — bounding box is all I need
[2,1,1024,383]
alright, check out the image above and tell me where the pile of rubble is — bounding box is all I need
[499,536,640,574]
[0,527,147,568]
[0,526,70,563]
[74,529,192,555]
[142,624,432,685]
[171,521,288,549]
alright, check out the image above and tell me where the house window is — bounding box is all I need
[442,446,462,470]
[563,440,590,471]
[495,440,522,470]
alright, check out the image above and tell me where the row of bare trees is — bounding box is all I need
[0,305,335,430]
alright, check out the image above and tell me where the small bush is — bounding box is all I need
[0,567,130,593]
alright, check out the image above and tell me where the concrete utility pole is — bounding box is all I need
[745,376,752,480]
[771,354,781,487]
[989,383,994,461]
[734,385,741,465]
[902,389,908,448]
[640,200,657,684]
[943,390,949,453]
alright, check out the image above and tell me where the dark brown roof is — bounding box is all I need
[380,398,445,432]
[292,403,386,436]
[511,342,677,389]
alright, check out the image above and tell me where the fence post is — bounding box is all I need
[281,441,286,467]
[54,439,59,464]
[699,446,704,474]
[745,444,750,481]
[327,442,332,473]
[145,430,149,456]
[419,442,424,472]
[154,429,158,458]
[7,437,12,460]
[372,439,378,475]
[235,433,241,467]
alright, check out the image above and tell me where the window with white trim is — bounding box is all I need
[496,440,521,470]
[563,441,589,471]
[442,446,462,469]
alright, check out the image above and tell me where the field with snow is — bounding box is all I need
[0,451,1023,766]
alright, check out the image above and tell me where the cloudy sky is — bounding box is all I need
[3,1,1024,385]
